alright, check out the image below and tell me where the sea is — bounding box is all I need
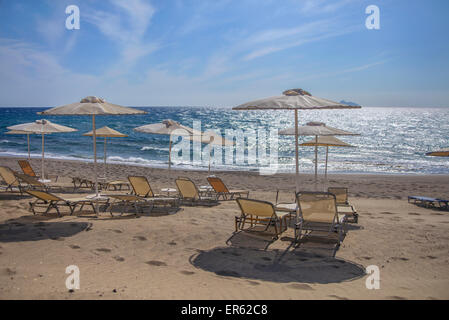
[0,107,448,175]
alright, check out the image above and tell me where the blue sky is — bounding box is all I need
[0,0,448,107]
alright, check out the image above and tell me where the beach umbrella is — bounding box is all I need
[426,148,449,157]
[83,126,127,180]
[233,88,361,190]
[300,135,355,179]
[134,119,202,173]
[38,96,146,199]
[7,120,77,181]
[190,130,235,175]
[5,130,37,160]
[279,122,358,182]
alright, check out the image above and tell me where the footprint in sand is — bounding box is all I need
[408,212,420,216]
[69,245,81,249]
[168,241,177,246]
[134,236,147,241]
[380,212,396,215]
[391,257,409,261]
[387,296,407,300]
[96,248,112,253]
[146,260,167,266]
[113,256,125,262]
[287,283,314,291]
[4,268,16,276]
[112,230,123,233]
[362,256,373,260]
[180,270,195,275]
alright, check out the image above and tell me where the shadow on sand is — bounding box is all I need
[0,216,91,242]
[190,231,366,284]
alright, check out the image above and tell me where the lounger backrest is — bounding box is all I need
[128,176,154,197]
[236,198,275,218]
[0,166,19,186]
[25,190,61,202]
[207,177,229,193]
[296,192,338,224]
[175,177,199,199]
[328,187,348,205]
[18,160,37,177]
[15,173,43,187]
[0,167,19,187]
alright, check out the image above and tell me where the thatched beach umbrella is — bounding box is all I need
[7,120,77,181]
[300,135,355,179]
[233,89,361,190]
[39,96,146,199]
[134,119,202,173]
[191,130,235,175]
[279,122,358,182]
[426,148,449,157]
[5,130,36,160]
[83,126,127,180]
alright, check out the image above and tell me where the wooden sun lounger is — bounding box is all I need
[207,176,249,200]
[408,196,449,210]
[295,191,347,245]
[18,160,58,181]
[106,194,154,216]
[128,176,179,207]
[25,190,102,216]
[0,166,24,195]
[175,177,218,205]
[328,187,358,223]
[235,198,290,240]
[15,173,66,192]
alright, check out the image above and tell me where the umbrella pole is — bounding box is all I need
[93,115,99,200]
[41,133,45,180]
[208,143,211,175]
[27,134,30,161]
[314,136,318,183]
[104,137,107,180]
[295,109,299,192]
[168,138,172,173]
[325,146,329,180]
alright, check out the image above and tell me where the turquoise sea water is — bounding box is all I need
[0,107,448,175]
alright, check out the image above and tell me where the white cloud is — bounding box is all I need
[84,0,158,68]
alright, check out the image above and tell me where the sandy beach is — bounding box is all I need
[1,156,449,300]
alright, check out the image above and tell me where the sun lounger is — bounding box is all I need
[128,176,179,207]
[18,160,58,181]
[71,177,111,190]
[328,187,358,223]
[18,160,39,178]
[206,176,249,200]
[15,173,66,192]
[235,198,290,239]
[104,180,131,191]
[25,190,102,216]
[71,177,95,190]
[106,194,154,216]
[295,191,347,245]
[0,166,24,195]
[408,196,448,210]
[274,188,297,216]
[175,177,218,205]
[437,199,449,210]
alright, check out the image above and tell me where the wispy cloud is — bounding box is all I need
[300,0,354,14]
[85,0,158,67]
